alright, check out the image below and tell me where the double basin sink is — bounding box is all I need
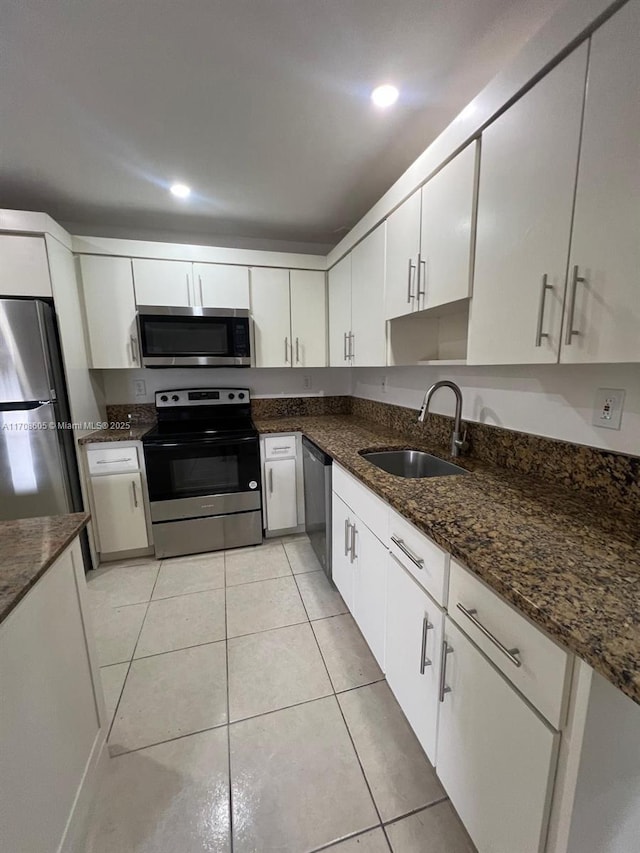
[361,449,468,479]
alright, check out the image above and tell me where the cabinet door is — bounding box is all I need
[352,521,387,669]
[331,493,355,610]
[264,458,297,531]
[290,270,327,367]
[467,45,588,365]
[193,263,250,309]
[132,258,192,306]
[91,472,148,553]
[79,255,139,368]
[384,189,421,320]
[437,618,558,853]
[420,142,477,311]
[328,254,352,366]
[350,223,386,366]
[561,1,640,363]
[385,554,443,763]
[0,234,52,297]
[250,268,291,367]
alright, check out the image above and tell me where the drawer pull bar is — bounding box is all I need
[272,446,291,452]
[391,536,424,569]
[439,640,453,702]
[349,523,357,563]
[344,518,351,556]
[96,458,131,465]
[456,603,522,668]
[131,480,139,508]
[420,614,434,674]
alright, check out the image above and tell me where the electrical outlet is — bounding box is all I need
[303,374,312,390]
[134,379,147,398]
[592,388,625,430]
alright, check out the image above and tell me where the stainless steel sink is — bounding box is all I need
[361,449,469,479]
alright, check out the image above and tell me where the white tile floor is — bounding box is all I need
[83,535,475,852]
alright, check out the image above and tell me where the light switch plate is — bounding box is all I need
[592,388,625,430]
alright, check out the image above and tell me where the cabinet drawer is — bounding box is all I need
[263,434,297,460]
[388,509,448,607]
[332,464,388,544]
[87,445,139,474]
[449,558,571,728]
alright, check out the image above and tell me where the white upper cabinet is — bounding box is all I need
[290,270,327,367]
[328,253,352,366]
[467,44,588,365]
[193,263,250,309]
[384,188,421,320]
[561,1,640,364]
[250,267,291,367]
[132,258,193,306]
[420,143,477,311]
[79,255,139,369]
[0,234,52,297]
[350,223,386,366]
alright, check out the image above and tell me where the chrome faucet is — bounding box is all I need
[418,380,468,457]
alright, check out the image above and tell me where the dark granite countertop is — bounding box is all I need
[78,424,155,444]
[256,414,640,705]
[0,513,90,625]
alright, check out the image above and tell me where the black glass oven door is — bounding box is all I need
[144,437,260,503]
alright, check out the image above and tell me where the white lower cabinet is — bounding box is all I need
[385,553,444,763]
[437,616,559,853]
[331,492,355,610]
[91,472,149,554]
[352,520,387,668]
[264,457,298,531]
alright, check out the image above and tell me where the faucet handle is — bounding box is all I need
[453,428,469,453]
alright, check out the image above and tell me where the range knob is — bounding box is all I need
[171,394,180,402]
[238,392,245,400]
[160,395,168,402]
[228,393,235,400]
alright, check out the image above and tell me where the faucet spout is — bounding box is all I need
[417,380,467,457]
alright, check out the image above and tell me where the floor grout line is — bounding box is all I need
[108,720,230,759]
[381,796,450,828]
[308,823,387,852]
[223,551,235,853]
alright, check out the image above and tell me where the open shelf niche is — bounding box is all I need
[387,298,470,366]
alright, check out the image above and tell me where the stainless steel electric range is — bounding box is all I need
[142,388,263,558]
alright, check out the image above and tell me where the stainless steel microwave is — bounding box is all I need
[137,306,254,367]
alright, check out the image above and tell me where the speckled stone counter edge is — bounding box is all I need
[0,513,89,624]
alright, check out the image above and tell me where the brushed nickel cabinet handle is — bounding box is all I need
[535,273,553,347]
[96,458,130,465]
[456,603,522,667]
[439,640,453,702]
[349,332,354,361]
[417,253,426,305]
[131,480,139,508]
[268,467,274,494]
[420,614,434,674]
[343,332,348,361]
[198,275,204,306]
[130,336,138,364]
[564,264,586,345]
[344,518,350,556]
[284,337,289,364]
[407,258,417,302]
[349,523,357,563]
[391,536,424,569]
[295,337,300,364]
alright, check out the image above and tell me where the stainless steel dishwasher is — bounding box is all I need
[302,436,332,579]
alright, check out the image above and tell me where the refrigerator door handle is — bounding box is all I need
[0,400,55,412]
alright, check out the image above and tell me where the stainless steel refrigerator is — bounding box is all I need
[0,298,84,521]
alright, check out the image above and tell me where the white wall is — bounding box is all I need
[352,364,640,456]
[101,366,351,405]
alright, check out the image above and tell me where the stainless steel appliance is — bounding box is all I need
[137,306,254,367]
[0,298,83,520]
[143,388,263,558]
[302,436,332,579]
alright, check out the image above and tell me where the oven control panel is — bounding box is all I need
[155,388,250,407]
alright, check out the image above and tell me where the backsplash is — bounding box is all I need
[106,403,156,424]
[251,396,351,418]
[351,397,640,517]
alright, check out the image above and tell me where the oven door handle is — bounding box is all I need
[144,436,258,448]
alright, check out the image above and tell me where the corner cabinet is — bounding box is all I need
[0,234,52,297]
[79,255,140,369]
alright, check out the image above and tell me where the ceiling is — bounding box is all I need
[0,0,564,250]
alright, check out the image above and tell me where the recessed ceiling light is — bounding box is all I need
[371,84,399,108]
[170,182,191,198]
